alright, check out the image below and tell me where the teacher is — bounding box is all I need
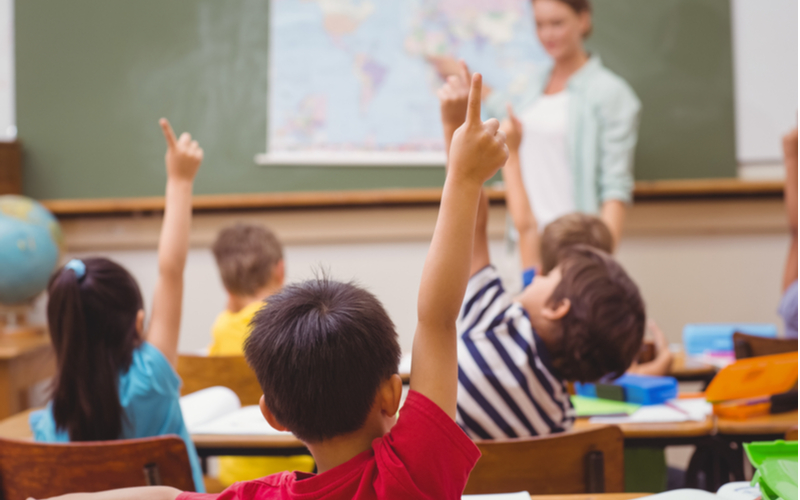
[438,0,640,247]
[496,0,640,246]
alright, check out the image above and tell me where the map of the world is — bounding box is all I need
[263,0,549,165]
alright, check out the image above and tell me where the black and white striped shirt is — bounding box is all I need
[456,266,575,439]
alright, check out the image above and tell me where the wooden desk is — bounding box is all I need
[0,329,56,419]
[0,405,35,439]
[0,407,310,458]
[573,417,714,447]
[668,352,716,382]
[717,410,798,438]
[192,433,308,458]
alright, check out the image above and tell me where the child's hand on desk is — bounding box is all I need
[448,73,509,185]
[436,60,471,132]
[160,118,203,182]
[500,104,523,153]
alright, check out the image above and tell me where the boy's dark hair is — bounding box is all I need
[48,258,143,441]
[212,224,283,296]
[244,277,401,443]
[548,245,645,382]
[541,213,613,275]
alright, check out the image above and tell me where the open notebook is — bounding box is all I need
[179,386,292,436]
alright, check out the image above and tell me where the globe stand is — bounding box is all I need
[0,304,44,337]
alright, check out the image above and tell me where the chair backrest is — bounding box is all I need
[0,435,195,500]
[733,332,798,360]
[177,354,263,405]
[463,425,625,495]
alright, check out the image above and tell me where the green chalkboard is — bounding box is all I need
[587,0,736,181]
[17,0,735,201]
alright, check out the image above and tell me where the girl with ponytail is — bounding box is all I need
[29,119,206,492]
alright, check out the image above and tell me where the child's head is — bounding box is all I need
[521,246,645,382]
[212,223,284,298]
[540,212,613,275]
[47,257,144,441]
[244,277,401,443]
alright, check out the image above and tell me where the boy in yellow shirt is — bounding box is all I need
[210,223,285,355]
[209,223,315,484]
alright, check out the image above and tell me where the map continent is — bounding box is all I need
[268,0,548,163]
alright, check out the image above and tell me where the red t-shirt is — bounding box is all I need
[178,390,480,500]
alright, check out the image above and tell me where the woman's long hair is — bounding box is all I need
[47,258,143,441]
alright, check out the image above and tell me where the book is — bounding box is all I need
[179,386,291,436]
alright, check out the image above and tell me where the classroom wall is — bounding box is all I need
[731,0,798,165]
[0,0,12,138]
[34,205,789,355]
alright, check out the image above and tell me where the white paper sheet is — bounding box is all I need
[190,405,293,436]
[180,386,241,431]
[589,398,712,424]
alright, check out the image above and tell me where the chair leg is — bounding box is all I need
[585,450,605,493]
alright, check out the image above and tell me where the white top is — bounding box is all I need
[518,91,575,229]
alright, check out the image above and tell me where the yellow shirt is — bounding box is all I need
[208,301,315,485]
[208,301,264,356]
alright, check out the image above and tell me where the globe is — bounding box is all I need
[0,195,63,305]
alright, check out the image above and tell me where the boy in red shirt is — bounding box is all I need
[37,74,507,500]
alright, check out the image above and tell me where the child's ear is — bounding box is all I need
[273,259,286,287]
[259,395,288,432]
[380,374,404,418]
[136,309,145,336]
[541,298,571,321]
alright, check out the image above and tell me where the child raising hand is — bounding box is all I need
[31,75,507,500]
[29,119,206,492]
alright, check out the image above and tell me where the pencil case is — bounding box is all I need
[683,323,777,356]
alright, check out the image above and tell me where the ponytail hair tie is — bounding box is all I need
[64,259,87,281]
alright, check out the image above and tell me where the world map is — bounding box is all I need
[265,0,549,165]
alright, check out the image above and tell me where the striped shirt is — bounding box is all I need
[456,266,575,439]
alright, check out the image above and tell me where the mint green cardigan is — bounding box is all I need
[485,55,641,213]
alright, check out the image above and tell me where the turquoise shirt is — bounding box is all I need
[485,55,641,213]
[29,342,205,492]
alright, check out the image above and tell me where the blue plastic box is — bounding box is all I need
[613,374,678,405]
[574,374,678,405]
[683,323,778,356]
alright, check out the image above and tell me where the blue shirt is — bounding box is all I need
[779,280,798,339]
[485,55,641,213]
[30,342,205,492]
[456,266,574,440]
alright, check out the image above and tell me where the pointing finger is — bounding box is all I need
[466,73,483,124]
[458,60,471,86]
[159,118,177,148]
[506,104,518,121]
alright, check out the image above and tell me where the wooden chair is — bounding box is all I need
[176,354,262,405]
[0,435,195,500]
[733,332,798,360]
[463,425,625,495]
[786,427,798,441]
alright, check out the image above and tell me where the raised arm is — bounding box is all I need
[146,119,203,366]
[501,104,541,271]
[437,60,471,156]
[412,74,508,418]
[783,128,798,292]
